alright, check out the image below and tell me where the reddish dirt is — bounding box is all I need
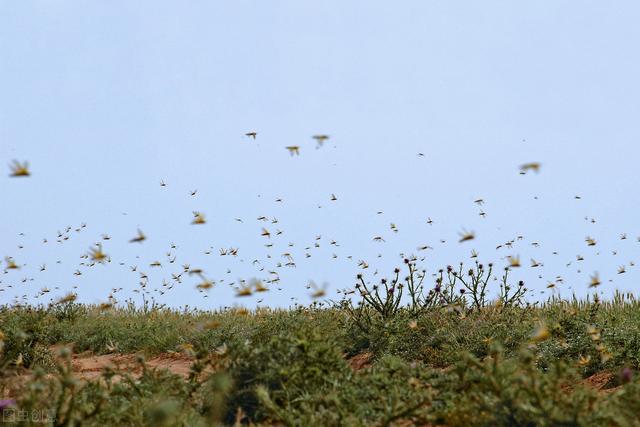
[582,371,620,394]
[72,352,195,379]
[348,352,373,371]
[47,344,197,380]
[583,371,613,390]
[1,350,197,399]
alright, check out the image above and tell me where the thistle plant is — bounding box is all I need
[444,261,492,310]
[345,259,528,333]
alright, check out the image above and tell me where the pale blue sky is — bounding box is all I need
[2,1,639,308]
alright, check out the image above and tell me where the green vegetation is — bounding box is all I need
[2,263,640,425]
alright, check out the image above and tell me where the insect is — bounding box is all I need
[88,244,108,263]
[5,257,19,270]
[530,323,550,342]
[9,160,30,177]
[196,279,214,290]
[577,355,591,366]
[508,256,521,268]
[308,280,328,299]
[236,281,253,297]
[129,229,146,243]
[252,278,269,293]
[458,229,475,243]
[56,293,78,305]
[192,212,206,225]
[312,134,330,148]
[520,162,541,174]
[245,131,257,139]
[285,146,300,156]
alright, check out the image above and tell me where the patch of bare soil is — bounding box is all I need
[70,351,195,380]
[1,349,199,399]
[45,344,196,380]
[348,352,373,371]
[583,371,620,394]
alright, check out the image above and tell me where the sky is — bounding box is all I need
[1,1,639,309]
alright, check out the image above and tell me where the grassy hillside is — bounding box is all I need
[3,289,640,426]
